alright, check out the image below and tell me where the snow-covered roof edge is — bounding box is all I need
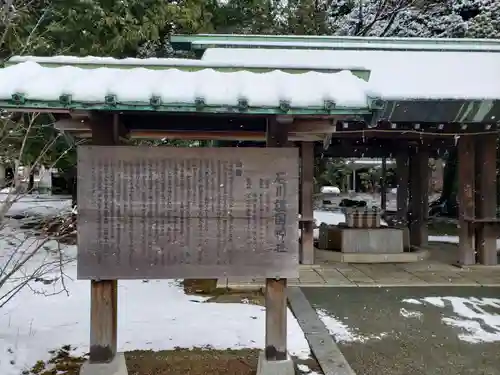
[171,34,500,53]
[193,33,500,45]
[202,48,500,101]
[0,61,378,116]
[192,40,500,52]
[6,55,370,77]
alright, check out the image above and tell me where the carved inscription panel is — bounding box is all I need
[77,146,299,279]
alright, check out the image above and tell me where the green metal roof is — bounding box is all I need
[170,34,500,53]
[0,98,376,116]
[5,56,370,79]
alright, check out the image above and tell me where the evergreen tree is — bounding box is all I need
[466,0,500,38]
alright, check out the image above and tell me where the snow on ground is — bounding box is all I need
[402,297,500,344]
[429,235,500,250]
[0,192,71,218]
[0,240,313,375]
[2,195,498,373]
[428,235,461,244]
[399,308,423,319]
[297,363,321,375]
[316,309,389,344]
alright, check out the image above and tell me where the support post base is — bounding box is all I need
[256,351,295,375]
[80,353,128,375]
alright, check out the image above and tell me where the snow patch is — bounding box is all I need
[422,297,447,308]
[0,241,312,375]
[0,194,71,218]
[316,308,388,343]
[428,235,460,244]
[297,363,321,375]
[403,298,423,305]
[400,308,423,319]
[429,235,500,250]
[404,296,500,343]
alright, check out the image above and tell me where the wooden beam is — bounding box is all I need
[54,117,91,132]
[475,135,498,265]
[329,131,467,140]
[267,117,290,146]
[63,128,321,141]
[300,142,314,265]
[2,108,71,114]
[290,119,336,133]
[264,116,289,361]
[458,136,476,265]
[88,112,119,364]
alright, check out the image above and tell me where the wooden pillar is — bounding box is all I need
[88,113,120,363]
[300,142,314,265]
[90,278,118,363]
[458,136,476,265]
[396,150,409,227]
[409,148,429,247]
[380,157,387,211]
[475,135,498,265]
[265,117,289,361]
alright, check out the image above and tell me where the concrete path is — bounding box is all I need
[302,286,500,375]
[217,263,500,290]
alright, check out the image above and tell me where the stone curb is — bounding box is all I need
[287,287,356,375]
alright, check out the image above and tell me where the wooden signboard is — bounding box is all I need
[77,146,299,279]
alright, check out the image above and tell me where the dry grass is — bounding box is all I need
[126,348,259,375]
[23,347,323,375]
[182,278,265,306]
[427,220,458,236]
[22,345,86,375]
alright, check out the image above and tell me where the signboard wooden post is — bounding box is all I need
[264,118,291,365]
[78,123,299,372]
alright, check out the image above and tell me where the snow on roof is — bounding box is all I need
[7,55,369,75]
[8,55,202,66]
[194,39,500,52]
[195,34,500,44]
[172,34,500,52]
[202,48,500,100]
[0,61,376,108]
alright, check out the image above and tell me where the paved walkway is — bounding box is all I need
[302,286,500,375]
[217,262,500,289]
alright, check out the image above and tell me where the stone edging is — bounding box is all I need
[287,287,356,375]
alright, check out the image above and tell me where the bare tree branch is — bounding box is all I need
[0,108,80,308]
